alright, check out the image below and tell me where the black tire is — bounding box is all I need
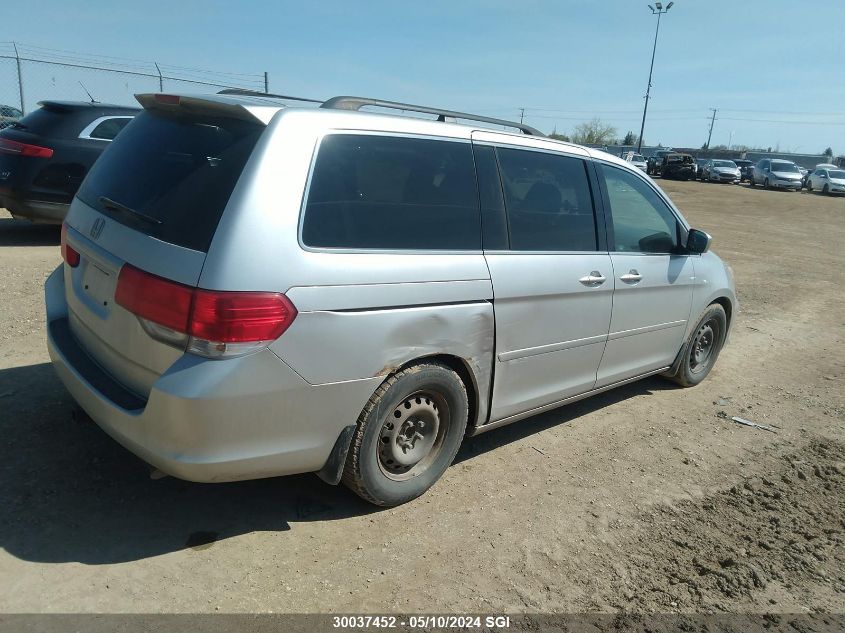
[748,178,755,187]
[807,181,813,192]
[764,178,770,190]
[823,184,830,195]
[665,303,727,388]
[342,362,468,506]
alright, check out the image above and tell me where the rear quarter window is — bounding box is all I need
[302,134,481,250]
[86,117,133,141]
[77,110,263,252]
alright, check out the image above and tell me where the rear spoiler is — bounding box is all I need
[134,93,283,125]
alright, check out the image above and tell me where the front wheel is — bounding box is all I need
[764,178,770,189]
[342,362,468,506]
[664,303,727,388]
[823,184,830,195]
[807,181,813,191]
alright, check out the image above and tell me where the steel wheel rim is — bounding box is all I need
[689,320,718,374]
[377,391,449,481]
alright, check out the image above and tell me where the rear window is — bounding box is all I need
[77,110,263,252]
[7,106,74,137]
[302,134,480,250]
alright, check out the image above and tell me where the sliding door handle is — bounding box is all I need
[579,271,607,286]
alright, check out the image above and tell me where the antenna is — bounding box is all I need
[79,82,97,103]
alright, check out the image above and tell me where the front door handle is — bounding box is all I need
[620,269,643,284]
[579,271,607,286]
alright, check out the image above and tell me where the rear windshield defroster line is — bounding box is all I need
[77,110,263,252]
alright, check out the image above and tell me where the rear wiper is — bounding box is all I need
[98,196,163,225]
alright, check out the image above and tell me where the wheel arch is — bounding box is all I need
[386,353,482,432]
[712,295,733,331]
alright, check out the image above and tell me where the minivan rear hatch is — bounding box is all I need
[63,98,266,400]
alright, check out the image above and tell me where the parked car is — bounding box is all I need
[807,163,839,188]
[646,149,673,175]
[806,167,845,195]
[749,159,803,190]
[47,92,735,507]
[0,104,23,130]
[701,159,740,184]
[622,151,647,172]
[656,153,696,180]
[0,100,139,223]
[733,159,754,182]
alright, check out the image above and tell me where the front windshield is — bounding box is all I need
[772,162,799,173]
[632,154,644,161]
[713,160,737,168]
[829,170,845,179]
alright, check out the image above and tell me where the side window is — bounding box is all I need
[302,134,480,250]
[496,147,597,251]
[602,165,679,254]
[87,117,132,141]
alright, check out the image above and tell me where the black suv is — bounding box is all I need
[646,149,673,175]
[0,101,139,223]
[656,153,696,180]
[733,159,754,182]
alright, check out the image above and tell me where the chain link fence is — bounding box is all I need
[0,42,268,123]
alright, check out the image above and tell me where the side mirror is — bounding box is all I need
[686,228,712,254]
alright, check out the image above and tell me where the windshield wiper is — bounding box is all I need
[98,196,163,225]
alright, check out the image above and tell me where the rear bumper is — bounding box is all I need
[45,266,380,483]
[0,190,68,223]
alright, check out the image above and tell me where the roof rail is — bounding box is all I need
[217,88,323,104]
[320,96,545,136]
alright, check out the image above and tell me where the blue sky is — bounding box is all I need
[3,0,844,154]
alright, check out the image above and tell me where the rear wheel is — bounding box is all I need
[665,303,727,388]
[342,362,468,506]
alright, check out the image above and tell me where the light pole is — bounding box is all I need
[637,2,673,153]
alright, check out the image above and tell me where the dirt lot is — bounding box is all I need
[0,181,843,616]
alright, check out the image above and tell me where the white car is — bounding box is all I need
[807,167,845,195]
[622,151,647,172]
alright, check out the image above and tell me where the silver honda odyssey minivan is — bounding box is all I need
[46,91,736,506]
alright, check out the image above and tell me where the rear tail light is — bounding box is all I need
[115,264,297,359]
[60,223,80,267]
[0,137,54,158]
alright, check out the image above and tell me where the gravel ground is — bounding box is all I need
[0,180,843,616]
